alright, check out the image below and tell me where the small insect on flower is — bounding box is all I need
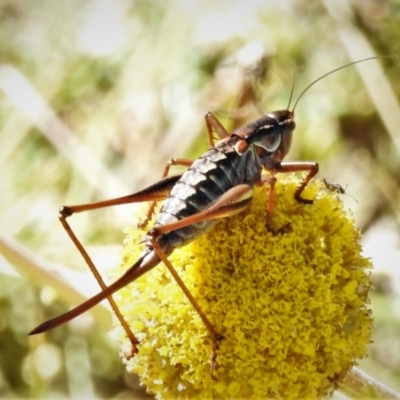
[28,57,386,398]
[323,178,358,203]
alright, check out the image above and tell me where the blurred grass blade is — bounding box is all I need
[0,232,111,328]
[0,64,128,198]
[339,367,400,399]
[322,0,400,155]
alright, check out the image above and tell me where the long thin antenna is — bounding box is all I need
[286,68,299,110]
[291,55,398,113]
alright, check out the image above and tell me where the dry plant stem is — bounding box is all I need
[0,65,127,197]
[322,0,400,154]
[339,367,400,399]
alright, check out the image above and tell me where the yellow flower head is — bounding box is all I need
[109,174,372,399]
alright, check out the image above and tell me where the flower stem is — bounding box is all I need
[339,367,400,399]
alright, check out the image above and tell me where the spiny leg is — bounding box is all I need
[261,174,277,232]
[205,112,229,147]
[55,176,179,357]
[150,184,254,236]
[29,251,158,336]
[141,112,231,227]
[150,238,224,372]
[261,175,290,234]
[160,113,229,185]
[59,210,139,357]
[276,161,319,203]
[149,184,253,371]
[260,161,319,233]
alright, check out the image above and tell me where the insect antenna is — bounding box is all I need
[286,68,299,111]
[291,55,398,114]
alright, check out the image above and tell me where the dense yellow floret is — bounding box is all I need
[109,174,372,399]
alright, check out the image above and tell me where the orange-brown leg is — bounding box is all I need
[260,161,319,233]
[205,112,229,147]
[142,113,230,226]
[150,238,224,372]
[148,184,253,371]
[54,176,180,357]
[276,161,319,203]
[260,174,290,234]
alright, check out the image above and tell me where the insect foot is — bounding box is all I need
[294,193,314,204]
[210,333,225,376]
[110,175,372,399]
[137,217,150,229]
[121,340,140,361]
[266,221,292,235]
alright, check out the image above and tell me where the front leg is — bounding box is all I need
[259,161,318,233]
[260,174,290,234]
[275,161,319,203]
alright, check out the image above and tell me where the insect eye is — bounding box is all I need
[254,130,281,152]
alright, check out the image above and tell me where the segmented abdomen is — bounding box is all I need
[155,138,260,248]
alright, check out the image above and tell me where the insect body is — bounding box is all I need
[28,56,389,369]
[156,110,306,246]
[30,108,317,368]
[323,178,358,203]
